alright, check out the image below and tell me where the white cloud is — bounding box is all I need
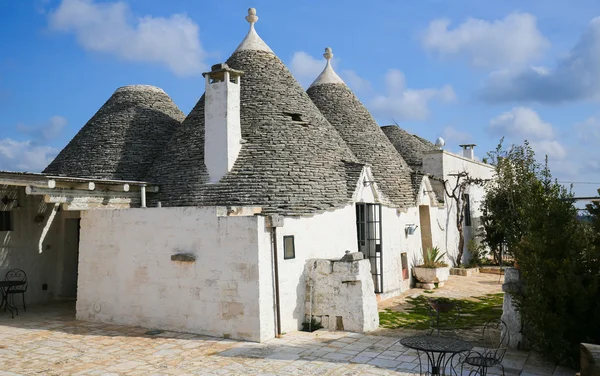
[583,158,600,174]
[574,116,600,144]
[289,51,372,93]
[442,126,472,144]
[289,51,327,88]
[480,17,600,103]
[530,140,567,160]
[16,115,68,143]
[48,0,206,76]
[489,107,555,139]
[488,108,565,161]
[0,139,59,172]
[341,69,372,93]
[369,69,456,121]
[0,116,68,172]
[421,12,549,68]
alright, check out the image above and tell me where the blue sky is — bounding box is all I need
[1,0,599,198]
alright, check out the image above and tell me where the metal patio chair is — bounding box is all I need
[5,269,27,312]
[459,319,509,376]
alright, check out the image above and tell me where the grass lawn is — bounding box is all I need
[379,293,504,330]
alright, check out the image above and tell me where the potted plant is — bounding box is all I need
[413,246,450,288]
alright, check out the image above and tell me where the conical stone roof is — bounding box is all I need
[307,48,415,208]
[414,134,436,149]
[381,125,437,169]
[148,10,358,215]
[44,85,185,181]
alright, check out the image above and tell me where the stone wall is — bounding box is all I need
[501,267,524,349]
[77,207,268,342]
[274,205,358,334]
[304,253,379,333]
[422,149,494,265]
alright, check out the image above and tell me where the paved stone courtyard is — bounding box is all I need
[0,299,576,375]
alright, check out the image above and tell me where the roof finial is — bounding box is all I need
[308,46,345,88]
[234,8,273,53]
[246,8,258,25]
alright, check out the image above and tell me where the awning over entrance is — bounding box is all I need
[0,171,158,211]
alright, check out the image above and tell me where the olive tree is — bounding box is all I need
[481,139,600,367]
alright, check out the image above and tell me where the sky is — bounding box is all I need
[1,0,599,199]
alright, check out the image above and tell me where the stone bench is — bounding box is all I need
[449,267,479,277]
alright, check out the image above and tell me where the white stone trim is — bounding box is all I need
[234,9,274,54]
[309,47,345,88]
[352,165,385,204]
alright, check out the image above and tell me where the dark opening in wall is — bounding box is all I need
[283,112,309,126]
[0,211,13,232]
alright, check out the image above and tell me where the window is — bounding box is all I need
[356,204,366,247]
[0,211,13,232]
[463,193,472,227]
[283,236,295,260]
[401,253,409,280]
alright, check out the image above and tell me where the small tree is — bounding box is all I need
[586,188,600,249]
[482,139,600,367]
[480,139,541,258]
[441,172,486,266]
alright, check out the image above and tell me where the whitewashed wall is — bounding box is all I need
[422,150,494,265]
[273,205,357,334]
[380,206,421,298]
[77,207,269,342]
[0,185,79,305]
[204,74,242,183]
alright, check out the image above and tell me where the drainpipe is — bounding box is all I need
[270,217,282,338]
[140,184,147,208]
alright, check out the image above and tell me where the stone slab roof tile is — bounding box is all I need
[343,161,366,199]
[148,49,359,216]
[307,82,415,208]
[381,125,437,169]
[44,85,184,181]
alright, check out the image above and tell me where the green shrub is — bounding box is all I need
[513,191,600,367]
[466,239,488,267]
[482,140,600,367]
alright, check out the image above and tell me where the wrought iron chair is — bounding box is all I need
[459,319,509,376]
[426,298,462,337]
[5,269,27,312]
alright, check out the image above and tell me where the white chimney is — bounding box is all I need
[202,63,244,183]
[459,144,476,160]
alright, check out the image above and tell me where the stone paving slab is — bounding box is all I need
[0,302,576,375]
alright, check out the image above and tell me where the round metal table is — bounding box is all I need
[400,335,472,375]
